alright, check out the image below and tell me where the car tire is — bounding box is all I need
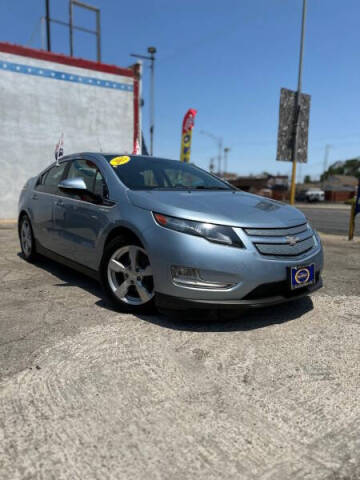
[19,213,37,262]
[100,236,156,314]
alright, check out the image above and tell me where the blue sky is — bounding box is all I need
[1,0,359,180]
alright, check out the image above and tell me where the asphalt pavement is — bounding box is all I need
[0,225,360,479]
[297,204,360,236]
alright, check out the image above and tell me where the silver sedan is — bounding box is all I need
[18,153,323,313]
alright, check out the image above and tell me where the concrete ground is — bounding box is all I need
[0,225,359,480]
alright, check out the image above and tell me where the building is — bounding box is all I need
[0,42,141,218]
[228,174,289,200]
[324,175,358,202]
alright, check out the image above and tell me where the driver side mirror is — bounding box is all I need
[58,177,106,205]
[58,177,87,193]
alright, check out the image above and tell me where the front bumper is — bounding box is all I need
[155,276,322,310]
[144,220,324,305]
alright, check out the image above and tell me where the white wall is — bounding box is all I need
[0,51,136,218]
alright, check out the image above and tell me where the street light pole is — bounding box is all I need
[130,47,157,156]
[200,130,223,176]
[289,0,307,205]
[223,147,230,177]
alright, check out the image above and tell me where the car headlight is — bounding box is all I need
[307,221,321,247]
[153,213,245,248]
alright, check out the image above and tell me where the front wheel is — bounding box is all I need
[101,236,156,313]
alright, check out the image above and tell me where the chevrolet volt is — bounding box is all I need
[18,154,323,313]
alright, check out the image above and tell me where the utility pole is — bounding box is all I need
[209,158,215,174]
[223,147,230,177]
[200,130,223,176]
[131,47,157,155]
[289,0,307,205]
[45,0,51,51]
[322,144,332,187]
[148,47,156,156]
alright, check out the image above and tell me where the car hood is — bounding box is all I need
[127,190,306,228]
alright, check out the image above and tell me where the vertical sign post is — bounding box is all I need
[289,0,307,205]
[348,181,360,240]
[276,0,309,204]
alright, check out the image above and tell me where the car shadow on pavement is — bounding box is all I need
[19,252,104,296]
[138,297,314,332]
[25,253,314,333]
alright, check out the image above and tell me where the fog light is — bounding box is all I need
[171,266,233,289]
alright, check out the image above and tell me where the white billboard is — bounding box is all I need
[0,43,141,218]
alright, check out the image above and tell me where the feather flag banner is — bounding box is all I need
[180,109,197,163]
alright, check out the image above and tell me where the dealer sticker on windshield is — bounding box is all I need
[110,156,130,167]
[290,264,315,290]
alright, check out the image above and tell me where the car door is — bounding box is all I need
[53,158,110,270]
[31,161,68,250]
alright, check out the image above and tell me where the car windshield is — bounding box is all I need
[104,155,234,191]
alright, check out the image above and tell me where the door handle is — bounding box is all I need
[55,199,64,207]
[32,194,39,200]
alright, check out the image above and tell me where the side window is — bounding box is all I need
[36,162,67,193]
[65,159,108,202]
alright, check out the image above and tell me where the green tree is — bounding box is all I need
[324,157,360,179]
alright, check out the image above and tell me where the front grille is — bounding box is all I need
[245,223,307,237]
[256,236,314,256]
[243,222,316,258]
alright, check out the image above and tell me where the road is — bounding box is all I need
[297,204,360,236]
[0,225,360,479]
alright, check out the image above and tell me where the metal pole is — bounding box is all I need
[130,49,156,155]
[69,0,73,57]
[40,17,46,49]
[96,8,101,62]
[218,138,222,176]
[289,0,307,205]
[322,144,331,187]
[224,147,230,176]
[45,0,51,51]
[149,53,155,156]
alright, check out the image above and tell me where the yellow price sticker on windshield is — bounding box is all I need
[110,156,130,167]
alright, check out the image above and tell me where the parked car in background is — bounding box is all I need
[18,154,323,314]
[297,188,325,202]
[305,188,325,202]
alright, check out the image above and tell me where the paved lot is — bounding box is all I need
[0,225,360,480]
[298,204,360,236]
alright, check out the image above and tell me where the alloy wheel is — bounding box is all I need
[107,245,154,306]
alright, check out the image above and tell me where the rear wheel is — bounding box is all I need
[19,214,37,261]
[101,236,156,313]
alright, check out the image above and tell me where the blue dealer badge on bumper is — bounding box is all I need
[290,264,315,289]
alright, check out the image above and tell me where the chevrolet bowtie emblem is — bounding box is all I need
[286,235,299,246]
